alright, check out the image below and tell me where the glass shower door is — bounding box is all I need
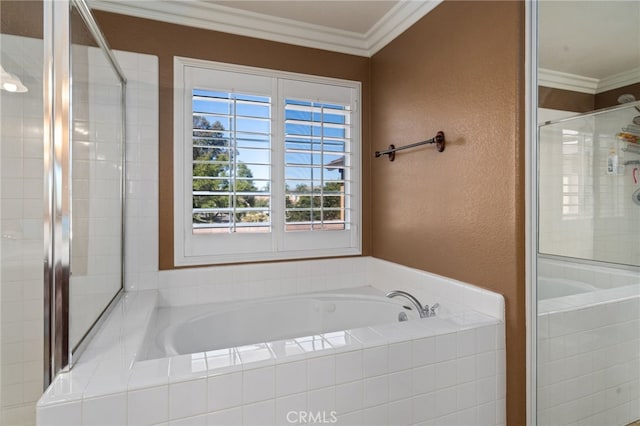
[44,0,126,378]
[536,103,640,425]
[68,3,125,355]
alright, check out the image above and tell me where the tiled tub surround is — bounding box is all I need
[37,258,506,426]
[537,257,640,425]
[1,44,157,424]
[1,34,45,425]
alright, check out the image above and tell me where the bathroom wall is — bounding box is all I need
[91,10,372,271]
[538,105,640,266]
[0,34,45,425]
[370,1,525,424]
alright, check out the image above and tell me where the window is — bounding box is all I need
[174,58,361,266]
[192,90,272,233]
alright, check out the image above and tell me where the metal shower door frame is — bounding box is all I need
[43,0,127,388]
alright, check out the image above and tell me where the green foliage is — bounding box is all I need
[192,117,264,225]
[192,116,227,161]
[285,182,343,223]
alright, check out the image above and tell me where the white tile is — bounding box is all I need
[476,325,498,353]
[477,401,496,426]
[37,401,82,426]
[477,351,497,379]
[169,353,208,383]
[335,380,363,414]
[435,333,457,362]
[476,376,497,405]
[275,360,306,397]
[412,393,435,424]
[388,341,412,373]
[205,348,242,376]
[388,370,412,402]
[268,340,305,362]
[361,404,388,426]
[208,372,242,411]
[412,364,434,395]
[169,414,207,426]
[388,398,412,426]
[412,336,436,367]
[335,410,361,426]
[295,335,333,356]
[335,350,363,385]
[242,399,275,426]
[307,387,335,413]
[363,346,388,377]
[434,386,457,418]
[128,385,169,425]
[237,343,275,368]
[457,329,476,358]
[457,355,477,384]
[457,381,477,410]
[434,359,458,389]
[169,379,207,419]
[323,330,362,353]
[455,407,478,425]
[84,372,131,399]
[307,355,335,390]
[243,366,275,404]
[82,393,127,426]
[363,375,388,408]
[345,328,386,347]
[206,407,241,426]
[275,393,307,426]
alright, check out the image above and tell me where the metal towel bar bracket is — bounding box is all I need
[375,131,445,161]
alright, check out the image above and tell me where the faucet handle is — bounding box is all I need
[429,303,440,317]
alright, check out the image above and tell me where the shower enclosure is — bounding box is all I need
[45,0,126,380]
[0,0,126,422]
[532,2,640,425]
[536,103,640,425]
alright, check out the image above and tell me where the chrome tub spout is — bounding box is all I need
[386,290,438,318]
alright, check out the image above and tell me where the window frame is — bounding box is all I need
[173,57,361,266]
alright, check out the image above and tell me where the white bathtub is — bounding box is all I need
[141,291,420,359]
[537,277,598,300]
[39,258,506,426]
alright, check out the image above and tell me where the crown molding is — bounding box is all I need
[538,68,599,94]
[597,66,640,93]
[539,67,640,95]
[89,0,442,58]
[366,0,442,55]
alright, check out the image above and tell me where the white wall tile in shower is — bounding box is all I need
[0,33,44,426]
[113,50,159,292]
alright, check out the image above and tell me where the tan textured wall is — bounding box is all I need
[371,1,526,424]
[94,11,372,270]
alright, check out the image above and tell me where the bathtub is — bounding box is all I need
[38,258,506,426]
[537,277,598,300]
[141,292,420,359]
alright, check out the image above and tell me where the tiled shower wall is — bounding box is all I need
[114,50,159,293]
[538,109,640,266]
[537,258,640,425]
[538,296,640,426]
[0,40,158,425]
[68,44,126,349]
[0,34,45,426]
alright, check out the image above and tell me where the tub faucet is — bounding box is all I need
[385,290,438,318]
